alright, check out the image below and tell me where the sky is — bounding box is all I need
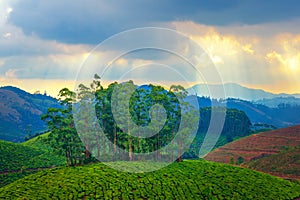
[1,0,300,96]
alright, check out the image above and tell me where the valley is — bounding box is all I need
[0,84,300,199]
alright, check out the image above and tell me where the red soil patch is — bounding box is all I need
[204,125,300,180]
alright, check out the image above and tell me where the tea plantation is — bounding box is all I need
[1,160,299,199]
[0,136,65,187]
[0,134,64,172]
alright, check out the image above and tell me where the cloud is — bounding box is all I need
[0,24,91,57]
[266,34,300,75]
[172,21,300,92]
[0,1,13,26]
[7,0,300,44]
[0,53,91,80]
[0,1,93,80]
[0,1,300,95]
[0,59,5,67]
[4,68,20,78]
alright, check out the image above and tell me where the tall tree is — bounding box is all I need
[42,88,85,166]
[169,85,194,162]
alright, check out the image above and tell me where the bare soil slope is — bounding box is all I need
[205,125,300,180]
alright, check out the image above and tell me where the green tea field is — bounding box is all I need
[1,160,299,199]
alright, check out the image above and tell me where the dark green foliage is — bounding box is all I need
[230,157,234,165]
[41,88,90,166]
[197,107,251,139]
[0,160,299,199]
[185,107,252,158]
[93,81,187,161]
[69,79,198,162]
[236,156,244,165]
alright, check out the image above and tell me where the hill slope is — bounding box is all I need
[225,98,300,128]
[204,125,300,180]
[0,140,41,173]
[187,96,300,128]
[0,136,65,173]
[247,147,300,180]
[0,86,60,142]
[0,136,65,187]
[0,160,299,199]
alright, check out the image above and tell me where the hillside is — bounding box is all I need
[0,160,299,199]
[254,96,300,108]
[247,147,300,180]
[188,96,300,128]
[0,140,41,173]
[0,86,60,142]
[225,98,300,128]
[0,136,65,187]
[204,125,300,180]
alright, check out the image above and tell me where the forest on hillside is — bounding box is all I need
[41,76,252,166]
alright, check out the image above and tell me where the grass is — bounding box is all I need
[0,160,299,199]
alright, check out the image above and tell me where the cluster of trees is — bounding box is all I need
[42,75,197,165]
[42,75,252,166]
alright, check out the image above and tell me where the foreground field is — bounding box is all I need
[0,160,299,199]
[205,125,300,180]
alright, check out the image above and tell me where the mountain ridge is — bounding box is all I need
[188,82,300,101]
[0,86,60,142]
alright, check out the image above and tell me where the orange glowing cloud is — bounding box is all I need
[266,34,300,73]
[172,21,300,93]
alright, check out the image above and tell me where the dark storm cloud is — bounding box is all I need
[8,0,300,44]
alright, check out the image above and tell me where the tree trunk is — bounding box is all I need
[114,124,117,154]
[176,139,183,162]
[85,148,91,159]
[96,135,101,158]
[128,138,133,161]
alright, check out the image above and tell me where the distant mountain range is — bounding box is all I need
[0,86,60,142]
[185,95,300,128]
[188,83,300,101]
[254,96,300,108]
[1,84,300,142]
